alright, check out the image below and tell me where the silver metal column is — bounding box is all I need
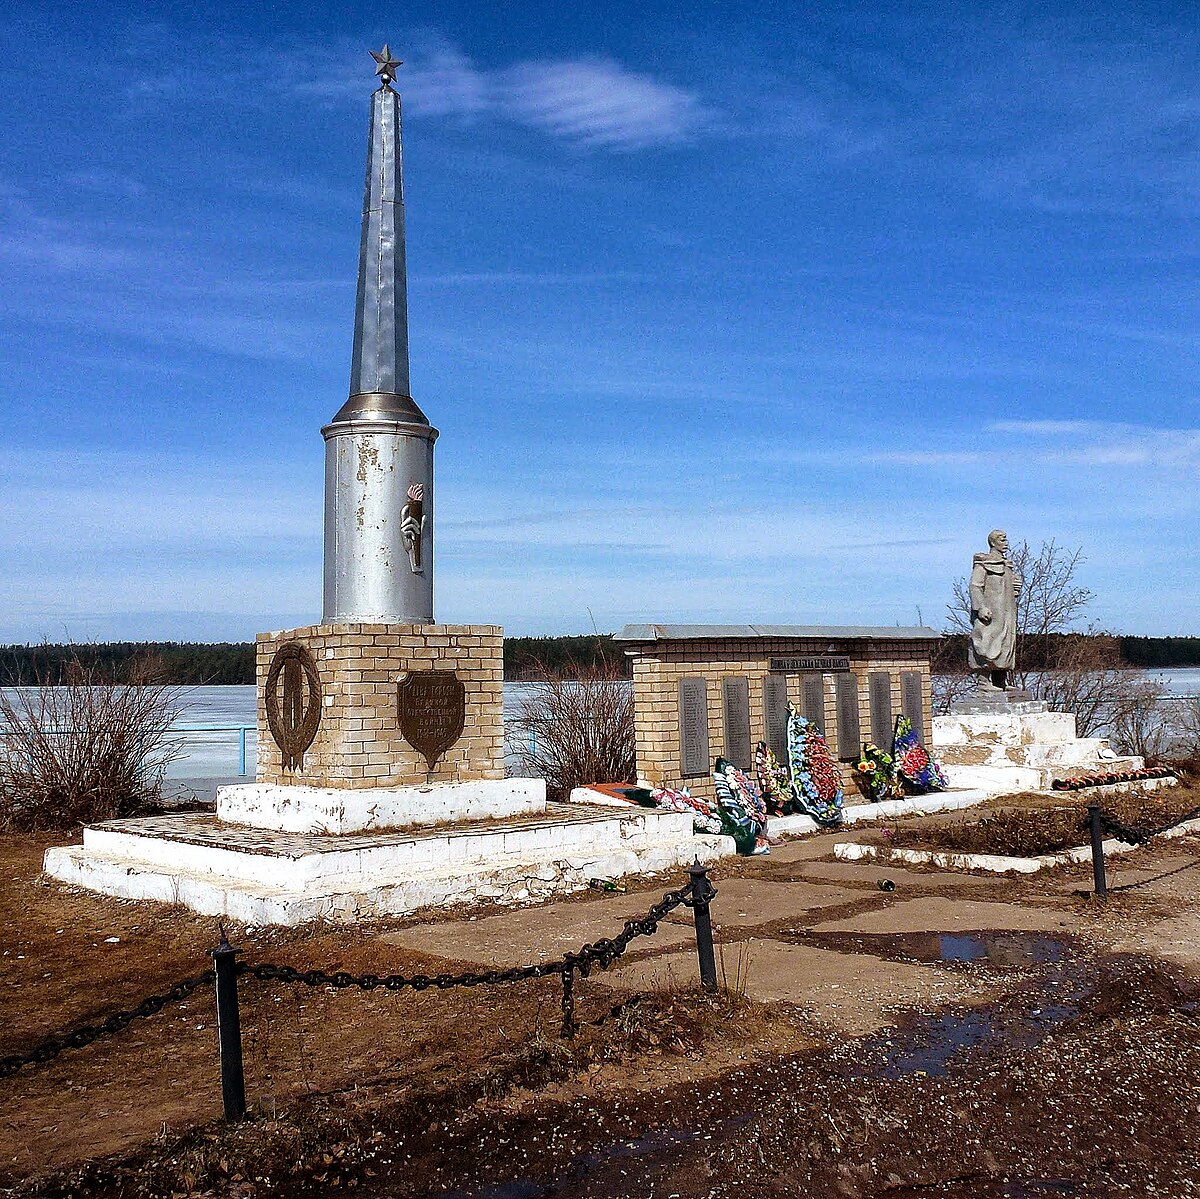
[322,52,439,625]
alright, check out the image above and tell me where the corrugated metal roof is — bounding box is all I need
[613,623,941,643]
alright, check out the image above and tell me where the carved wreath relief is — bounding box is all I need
[265,642,323,771]
[396,669,465,771]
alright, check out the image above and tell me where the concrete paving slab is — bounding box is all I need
[786,860,1002,890]
[808,895,1070,935]
[607,938,990,1035]
[760,836,841,864]
[707,879,859,928]
[379,890,696,968]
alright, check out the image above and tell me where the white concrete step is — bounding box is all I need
[934,710,1079,748]
[44,840,719,927]
[72,808,698,888]
[43,807,721,926]
[944,757,1146,795]
[216,778,547,835]
[937,738,1114,770]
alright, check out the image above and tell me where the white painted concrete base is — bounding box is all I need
[216,778,547,834]
[769,789,993,837]
[834,813,1200,876]
[43,806,719,927]
[566,787,993,841]
[932,710,1143,793]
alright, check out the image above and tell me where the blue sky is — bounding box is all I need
[2,1,1198,641]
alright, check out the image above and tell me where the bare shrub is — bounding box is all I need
[0,655,186,830]
[1163,696,1200,763]
[931,634,973,716]
[506,656,635,802]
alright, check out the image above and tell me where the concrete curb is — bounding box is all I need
[833,816,1200,876]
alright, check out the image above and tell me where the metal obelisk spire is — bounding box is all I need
[322,46,438,625]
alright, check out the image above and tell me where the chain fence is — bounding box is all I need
[0,968,215,1080]
[1085,800,1200,898]
[0,862,719,1121]
[1093,803,1200,847]
[236,875,704,1046]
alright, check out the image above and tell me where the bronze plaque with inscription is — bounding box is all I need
[397,669,466,771]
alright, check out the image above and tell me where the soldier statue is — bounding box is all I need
[969,529,1023,691]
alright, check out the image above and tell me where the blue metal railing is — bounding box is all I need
[0,722,258,777]
[173,724,257,776]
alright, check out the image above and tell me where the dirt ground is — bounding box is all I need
[4,783,1200,1197]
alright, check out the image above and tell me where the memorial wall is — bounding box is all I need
[616,625,940,802]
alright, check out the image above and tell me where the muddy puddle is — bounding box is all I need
[366,945,1200,1198]
[781,927,1073,968]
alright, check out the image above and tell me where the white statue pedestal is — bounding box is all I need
[216,778,547,835]
[933,708,1145,793]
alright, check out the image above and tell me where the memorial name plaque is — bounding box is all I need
[869,671,894,748]
[835,672,861,761]
[769,655,850,673]
[762,674,789,761]
[678,677,710,778]
[801,673,826,736]
[901,671,926,740]
[397,669,467,771]
[722,677,752,768]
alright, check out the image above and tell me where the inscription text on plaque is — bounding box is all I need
[678,677,710,778]
[397,669,467,772]
[769,655,850,673]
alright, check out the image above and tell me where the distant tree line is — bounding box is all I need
[0,643,256,686]
[937,633,1200,672]
[1,632,1196,687]
[1117,637,1200,668]
[503,635,629,679]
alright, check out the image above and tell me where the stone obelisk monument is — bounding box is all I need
[249,47,510,795]
[324,46,437,625]
[38,45,724,926]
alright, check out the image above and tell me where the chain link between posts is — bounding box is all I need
[0,969,216,1080]
[237,881,698,1036]
[1,872,713,1078]
[1095,803,1200,847]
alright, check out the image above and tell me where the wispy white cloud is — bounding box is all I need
[859,420,1200,472]
[498,59,706,149]
[297,41,711,150]
[986,419,1200,469]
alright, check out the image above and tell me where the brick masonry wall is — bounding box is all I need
[256,623,504,788]
[627,637,935,804]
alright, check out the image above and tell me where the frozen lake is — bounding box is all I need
[3,670,1197,780]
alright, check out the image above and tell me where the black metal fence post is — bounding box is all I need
[1088,804,1108,898]
[688,860,718,994]
[560,964,576,1039]
[212,932,247,1121]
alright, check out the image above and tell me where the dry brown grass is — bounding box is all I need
[888,787,1200,857]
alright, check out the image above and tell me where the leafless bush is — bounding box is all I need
[506,656,635,802]
[0,656,186,830]
[931,635,973,716]
[1106,682,1176,762]
[1163,696,1200,762]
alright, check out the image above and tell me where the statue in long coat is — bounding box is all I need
[969,529,1022,690]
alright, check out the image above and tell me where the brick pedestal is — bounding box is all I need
[256,623,504,788]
